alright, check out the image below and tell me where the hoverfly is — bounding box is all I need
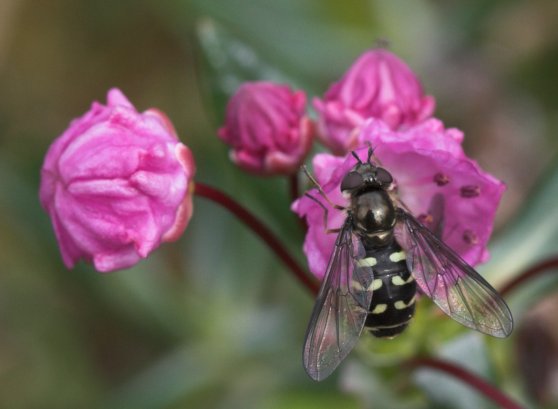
[302,147,513,381]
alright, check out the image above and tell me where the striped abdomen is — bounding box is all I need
[359,240,417,338]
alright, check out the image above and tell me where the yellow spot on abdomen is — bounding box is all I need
[391,275,415,286]
[389,251,406,262]
[351,278,383,292]
[371,304,387,314]
[372,279,383,291]
[357,257,377,268]
[394,297,416,310]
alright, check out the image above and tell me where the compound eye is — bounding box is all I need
[341,171,363,191]
[376,167,393,186]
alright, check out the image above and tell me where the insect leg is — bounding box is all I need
[301,165,345,211]
[304,193,342,234]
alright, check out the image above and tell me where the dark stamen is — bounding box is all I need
[417,213,433,226]
[463,229,478,245]
[460,185,480,198]
[434,173,450,186]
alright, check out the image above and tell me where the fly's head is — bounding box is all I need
[340,149,394,195]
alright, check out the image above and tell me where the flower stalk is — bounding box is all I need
[194,181,319,294]
[289,173,300,204]
[499,256,558,297]
[289,173,309,231]
[406,357,526,409]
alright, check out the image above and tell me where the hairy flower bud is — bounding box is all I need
[218,81,314,175]
[314,49,435,155]
[39,88,195,272]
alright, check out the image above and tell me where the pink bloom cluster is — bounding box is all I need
[216,48,504,279]
[218,49,435,174]
[40,89,195,272]
[218,81,314,175]
[289,49,504,279]
[293,120,505,279]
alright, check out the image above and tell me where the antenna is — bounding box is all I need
[351,151,362,164]
[366,143,375,164]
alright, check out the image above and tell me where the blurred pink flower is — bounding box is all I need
[292,119,505,279]
[314,49,435,155]
[218,81,314,175]
[39,88,196,272]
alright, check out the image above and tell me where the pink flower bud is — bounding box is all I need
[218,81,314,175]
[39,88,196,272]
[292,119,504,279]
[314,49,436,155]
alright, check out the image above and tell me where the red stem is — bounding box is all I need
[194,182,319,295]
[289,173,308,231]
[289,173,300,204]
[407,357,525,409]
[194,182,528,406]
[499,256,558,297]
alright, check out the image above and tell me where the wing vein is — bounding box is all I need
[395,209,513,338]
[302,217,376,381]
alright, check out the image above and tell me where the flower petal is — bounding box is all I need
[293,119,504,278]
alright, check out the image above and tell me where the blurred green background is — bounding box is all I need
[2,1,558,408]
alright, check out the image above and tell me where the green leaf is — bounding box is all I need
[262,390,360,409]
[341,359,425,409]
[482,161,558,287]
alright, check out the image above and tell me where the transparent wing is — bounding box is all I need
[303,218,375,381]
[395,209,513,338]
[426,193,445,240]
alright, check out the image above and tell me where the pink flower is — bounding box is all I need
[218,81,314,175]
[39,88,196,272]
[292,119,505,279]
[313,49,435,155]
